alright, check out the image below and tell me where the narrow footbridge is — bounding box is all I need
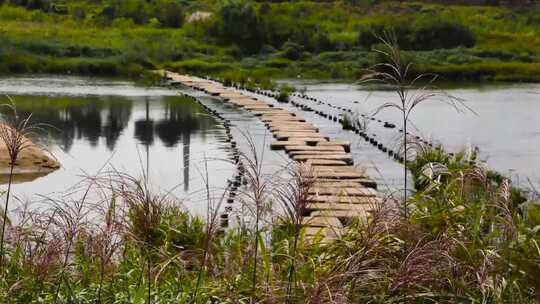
[165,71,382,242]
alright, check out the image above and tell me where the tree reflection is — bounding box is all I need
[134,100,154,146]
[103,99,132,150]
[3,95,218,191]
[4,96,133,151]
[149,98,216,191]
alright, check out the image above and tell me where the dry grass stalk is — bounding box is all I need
[360,32,471,217]
[0,101,50,273]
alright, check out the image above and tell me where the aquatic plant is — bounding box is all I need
[340,113,354,130]
[276,91,291,103]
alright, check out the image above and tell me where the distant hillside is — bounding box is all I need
[1,0,539,82]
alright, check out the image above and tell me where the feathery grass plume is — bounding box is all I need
[360,31,472,218]
[100,171,171,304]
[91,195,124,303]
[236,133,271,302]
[359,34,471,300]
[0,201,63,301]
[50,197,91,304]
[192,155,228,302]
[319,198,396,301]
[0,99,48,273]
[275,162,315,302]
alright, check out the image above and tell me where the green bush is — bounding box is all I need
[264,57,291,68]
[281,40,304,60]
[413,20,475,50]
[419,62,540,81]
[213,0,263,53]
[1,0,539,82]
[153,0,184,28]
[0,54,39,73]
[166,59,233,74]
[276,85,294,102]
[358,17,476,51]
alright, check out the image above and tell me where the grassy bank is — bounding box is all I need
[1,1,540,82]
[1,38,540,300]
[0,142,539,303]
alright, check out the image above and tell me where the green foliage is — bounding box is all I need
[358,17,476,51]
[0,1,539,81]
[153,0,185,28]
[166,59,233,74]
[281,40,304,60]
[419,61,540,82]
[213,0,263,53]
[0,143,539,302]
[408,144,477,191]
[276,85,294,102]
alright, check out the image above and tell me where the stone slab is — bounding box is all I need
[285,145,345,152]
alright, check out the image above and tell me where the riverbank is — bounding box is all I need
[1,2,540,82]
[0,73,538,302]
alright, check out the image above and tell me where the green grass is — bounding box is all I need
[0,2,539,81]
[0,143,539,302]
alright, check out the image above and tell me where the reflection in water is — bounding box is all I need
[183,133,190,191]
[134,99,154,146]
[0,76,235,216]
[4,96,133,151]
[137,98,216,191]
[4,95,219,193]
[7,96,215,152]
[103,101,132,150]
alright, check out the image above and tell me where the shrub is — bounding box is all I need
[412,20,475,50]
[214,0,263,53]
[418,62,540,82]
[166,59,233,74]
[341,113,354,130]
[358,18,476,51]
[264,57,291,68]
[276,91,290,103]
[153,0,184,28]
[281,40,304,60]
[0,54,39,73]
[276,85,294,103]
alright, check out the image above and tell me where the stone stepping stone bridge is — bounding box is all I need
[164,71,382,243]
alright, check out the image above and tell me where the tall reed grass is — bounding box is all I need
[0,102,45,274]
[0,141,537,303]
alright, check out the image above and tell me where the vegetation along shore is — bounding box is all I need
[0,70,539,302]
[1,0,540,82]
[1,0,540,303]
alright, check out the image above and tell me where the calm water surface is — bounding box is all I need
[0,76,234,215]
[1,76,537,210]
[282,80,540,187]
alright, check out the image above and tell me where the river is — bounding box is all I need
[281,80,540,189]
[0,76,537,213]
[0,75,235,215]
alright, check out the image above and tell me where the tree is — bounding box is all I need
[153,0,184,28]
[281,40,304,60]
[358,18,476,51]
[217,0,263,53]
[105,0,149,24]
